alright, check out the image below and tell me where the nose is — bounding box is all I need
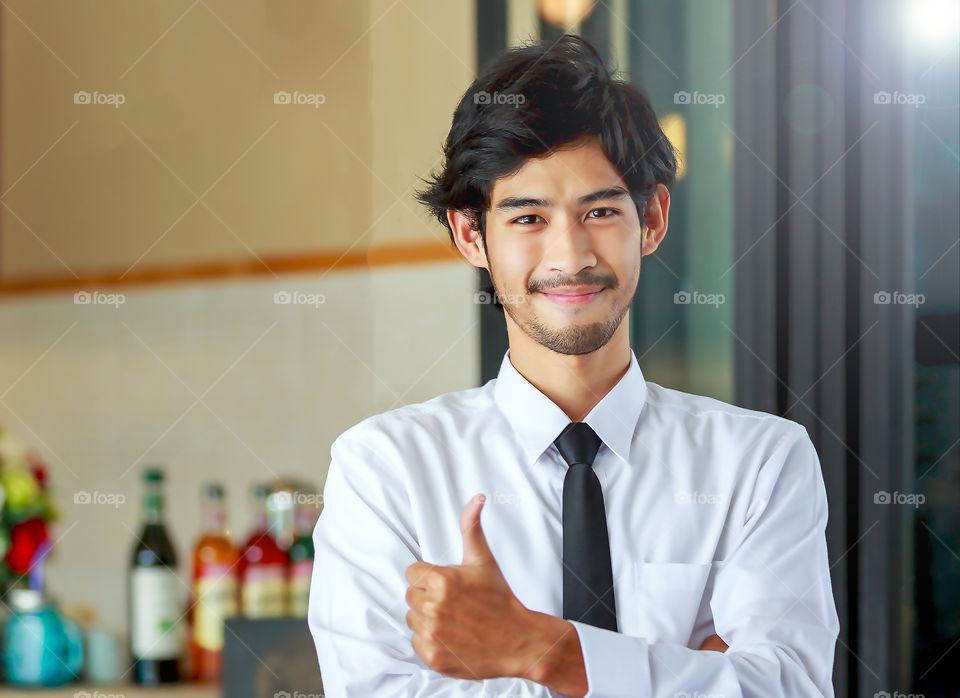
[543,216,597,277]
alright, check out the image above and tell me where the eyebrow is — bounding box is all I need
[493,186,631,212]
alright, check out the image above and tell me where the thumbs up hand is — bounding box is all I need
[404,493,534,680]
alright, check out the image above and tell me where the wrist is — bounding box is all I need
[514,609,553,683]
[516,611,585,693]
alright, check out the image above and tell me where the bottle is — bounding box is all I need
[188,483,238,682]
[287,488,319,618]
[237,484,288,618]
[266,481,297,552]
[129,466,183,684]
[2,588,84,687]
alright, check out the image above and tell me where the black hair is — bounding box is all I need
[415,33,678,308]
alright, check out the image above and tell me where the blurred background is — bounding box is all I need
[0,1,956,697]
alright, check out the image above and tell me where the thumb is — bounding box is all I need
[460,493,494,566]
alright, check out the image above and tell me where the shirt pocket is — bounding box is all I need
[619,561,712,645]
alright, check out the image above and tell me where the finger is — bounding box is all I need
[405,584,428,610]
[406,607,425,633]
[698,633,729,652]
[460,493,494,566]
[405,561,438,588]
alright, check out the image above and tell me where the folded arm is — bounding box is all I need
[537,425,840,698]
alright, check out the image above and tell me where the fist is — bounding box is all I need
[404,493,532,679]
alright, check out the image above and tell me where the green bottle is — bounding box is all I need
[129,466,183,684]
[287,487,319,617]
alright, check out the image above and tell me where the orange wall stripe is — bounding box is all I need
[0,240,463,297]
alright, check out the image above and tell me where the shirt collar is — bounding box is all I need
[493,347,648,467]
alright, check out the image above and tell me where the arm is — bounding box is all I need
[516,615,727,697]
[307,431,551,697]
[531,426,840,698]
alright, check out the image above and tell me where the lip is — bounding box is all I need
[541,287,604,305]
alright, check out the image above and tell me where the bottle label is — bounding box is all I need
[288,559,313,618]
[241,564,286,618]
[194,563,238,651]
[130,566,184,659]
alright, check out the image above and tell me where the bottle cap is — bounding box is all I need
[8,588,44,612]
[143,466,164,483]
[203,483,224,500]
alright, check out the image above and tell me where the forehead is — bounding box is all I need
[490,138,626,206]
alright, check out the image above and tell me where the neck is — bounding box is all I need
[201,509,226,536]
[251,511,267,533]
[505,315,632,422]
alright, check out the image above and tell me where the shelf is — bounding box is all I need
[0,685,218,697]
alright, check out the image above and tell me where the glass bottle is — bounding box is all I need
[237,483,287,618]
[129,466,183,684]
[188,483,238,682]
[287,488,319,618]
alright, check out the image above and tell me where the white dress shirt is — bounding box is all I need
[308,348,840,697]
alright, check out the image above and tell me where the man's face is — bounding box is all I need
[482,138,645,356]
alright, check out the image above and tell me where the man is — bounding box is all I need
[308,34,839,697]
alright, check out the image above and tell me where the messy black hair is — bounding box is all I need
[415,33,678,308]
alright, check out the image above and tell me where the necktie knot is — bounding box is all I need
[554,421,603,468]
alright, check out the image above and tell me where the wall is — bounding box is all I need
[0,0,479,636]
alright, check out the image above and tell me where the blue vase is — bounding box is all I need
[2,588,83,686]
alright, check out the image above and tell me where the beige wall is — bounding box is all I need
[0,0,480,639]
[1,0,474,277]
[370,0,475,248]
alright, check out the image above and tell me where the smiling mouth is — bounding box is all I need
[540,289,604,305]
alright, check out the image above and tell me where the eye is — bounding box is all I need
[587,207,620,220]
[512,214,545,225]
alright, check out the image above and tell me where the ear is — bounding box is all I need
[448,209,489,270]
[640,183,670,256]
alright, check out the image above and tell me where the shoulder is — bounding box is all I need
[644,384,823,526]
[644,381,807,444]
[331,380,496,463]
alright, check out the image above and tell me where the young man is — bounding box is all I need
[308,35,839,697]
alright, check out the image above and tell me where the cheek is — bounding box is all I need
[599,236,641,278]
[491,244,539,288]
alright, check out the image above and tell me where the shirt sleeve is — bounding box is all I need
[567,424,840,698]
[307,429,552,697]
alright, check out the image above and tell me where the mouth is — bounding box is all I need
[540,288,605,305]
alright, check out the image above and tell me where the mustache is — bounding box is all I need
[529,274,617,293]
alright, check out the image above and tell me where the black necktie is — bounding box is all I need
[554,421,618,632]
